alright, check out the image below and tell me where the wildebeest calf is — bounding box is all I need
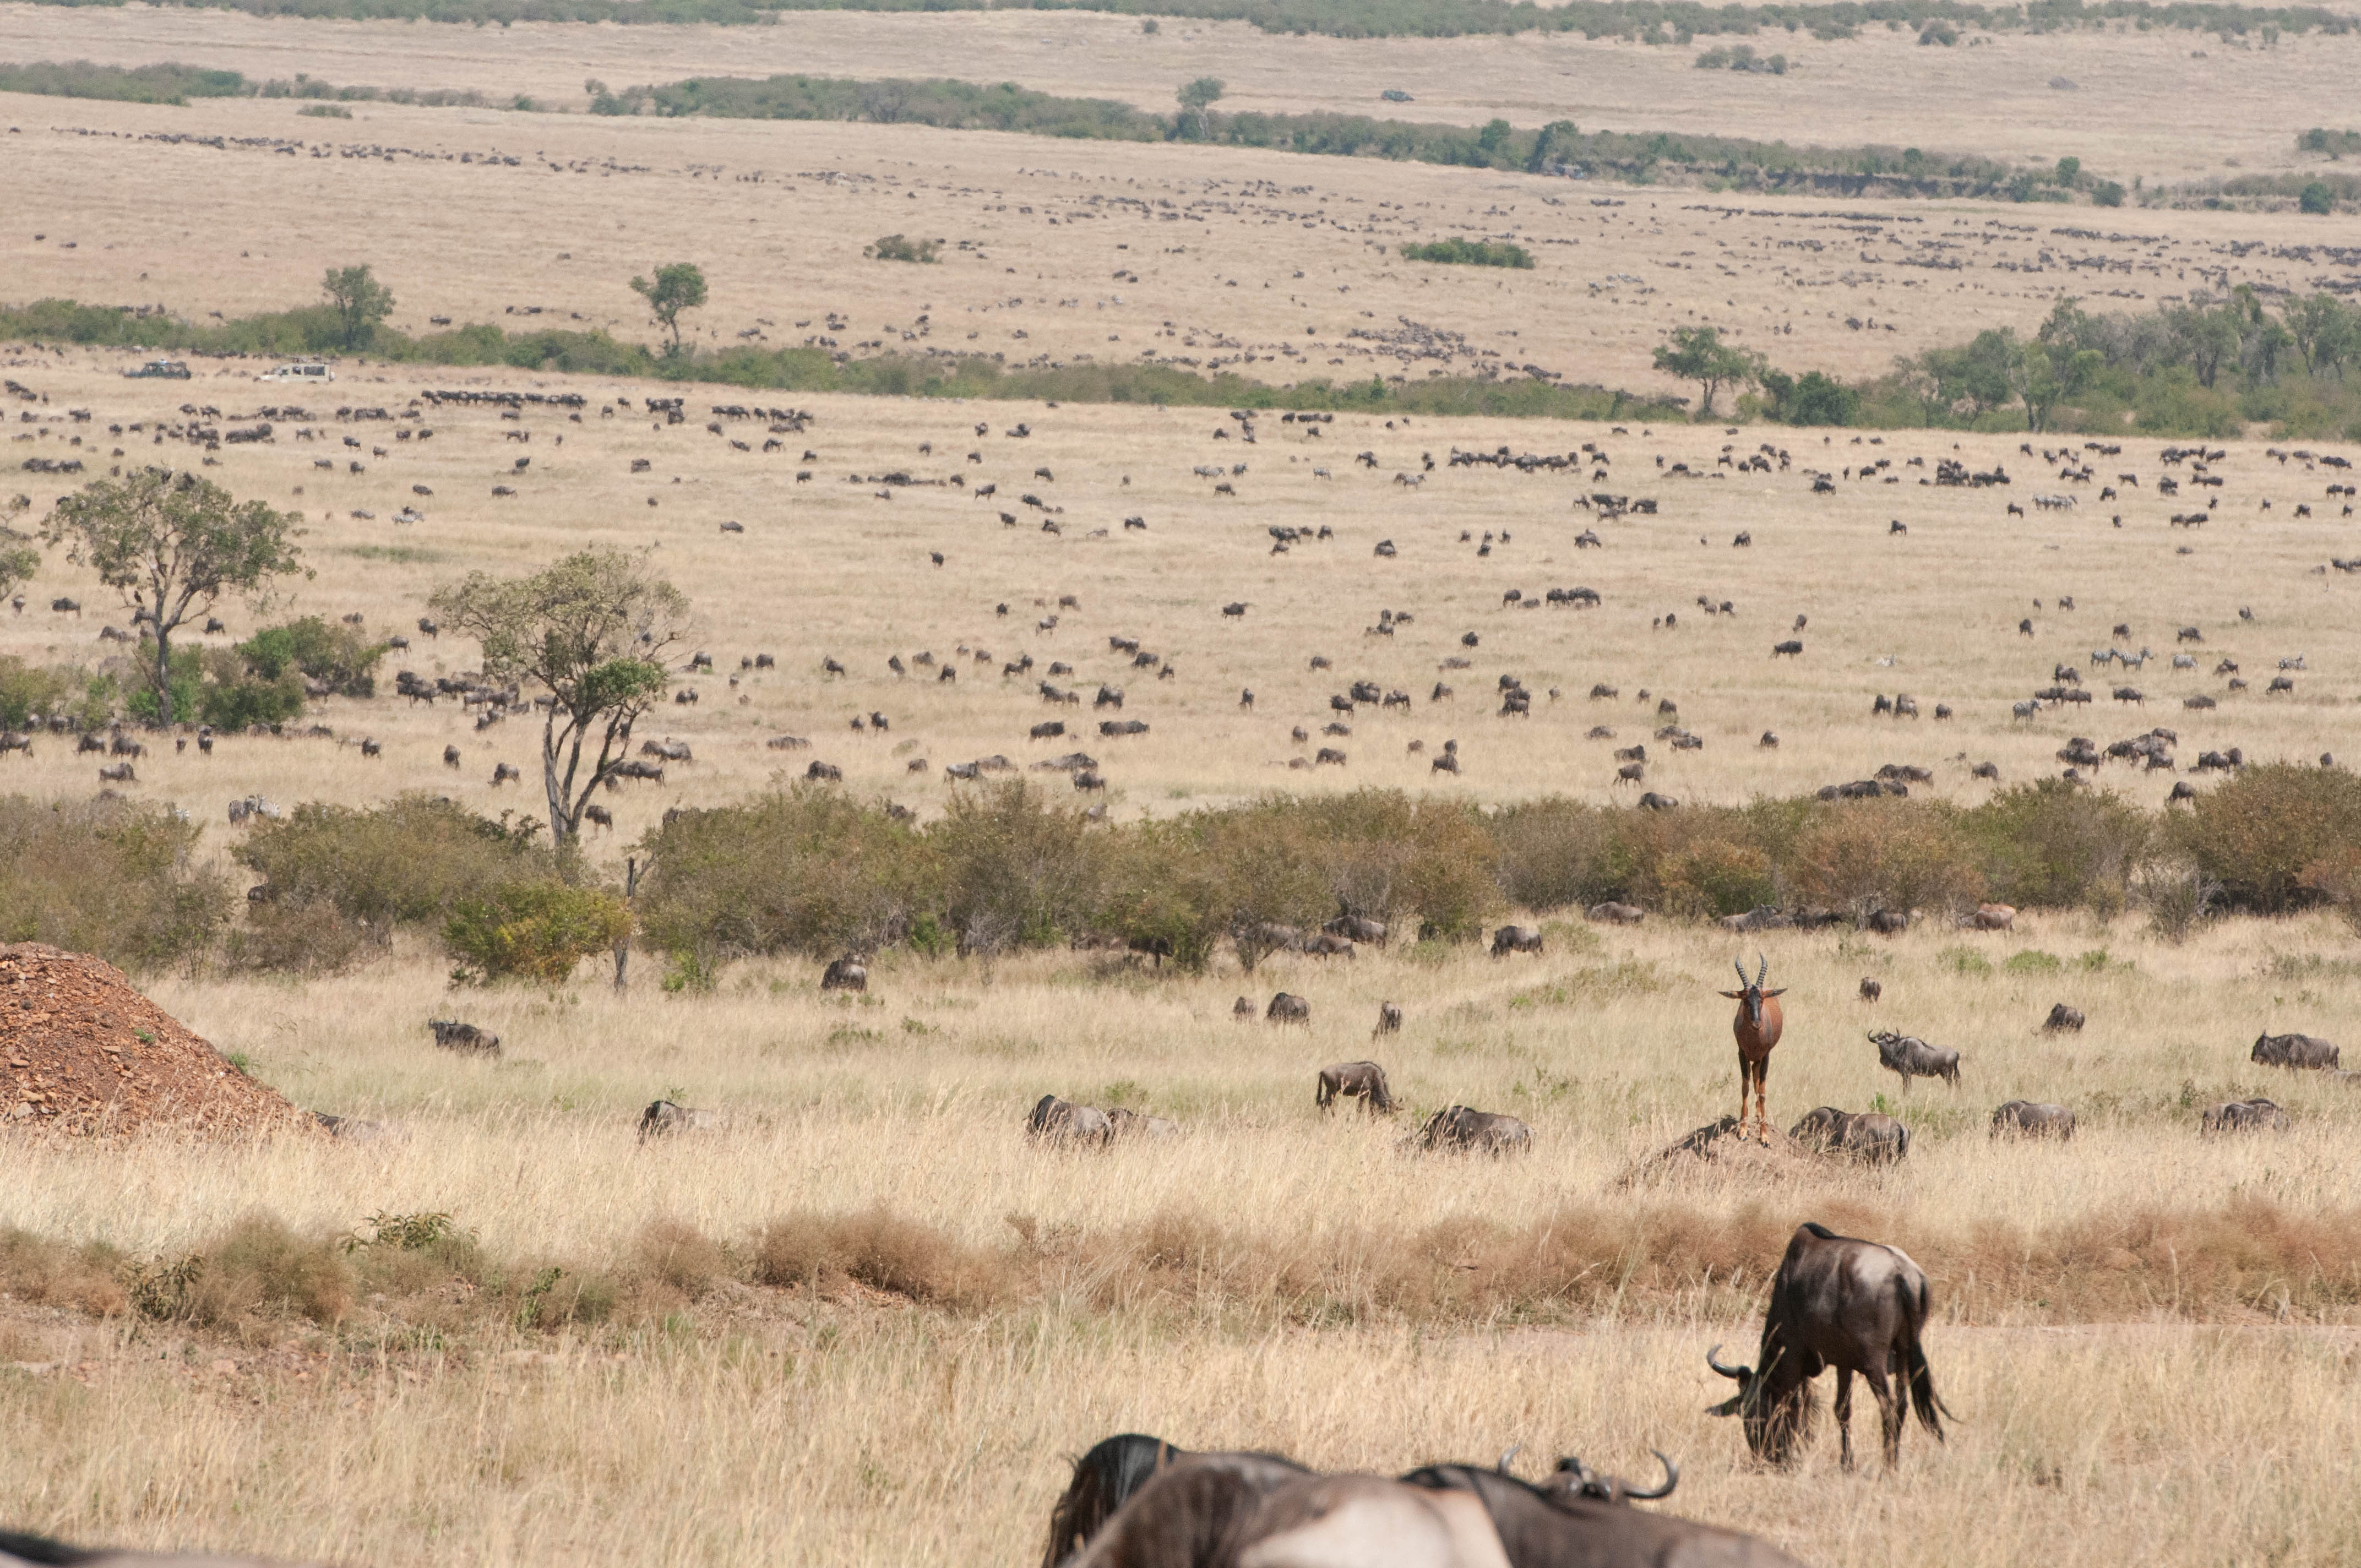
[428,1019,500,1055]
[2202,1097,2288,1134]
[2042,1003,2085,1032]
[1416,1104,1531,1154]
[638,1100,723,1140]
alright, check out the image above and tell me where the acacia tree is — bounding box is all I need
[0,497,36,603]
[1177,77,1225,140]
[429,548,688,846]
[322,264,395,351]
[629,263,708,358]
[40,471,306,725]
[1652,325,1761,417]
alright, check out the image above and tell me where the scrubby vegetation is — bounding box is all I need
[0,795,231,966]
[1399,237,1535,268]
[0,59,492,107]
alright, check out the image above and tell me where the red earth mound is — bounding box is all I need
[1,943,307,1137]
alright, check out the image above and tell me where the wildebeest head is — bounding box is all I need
[1546,1450,1678,1504]
[1717,953,1786,1029]
[1704,1340,1816,1465]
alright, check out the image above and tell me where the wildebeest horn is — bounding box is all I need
[1625,1450,1679,1500]
[1732,959,1748,986]
[1756,952,1768,987]
[1705,1343,1746,1379]
[1496,1444,1521,1475]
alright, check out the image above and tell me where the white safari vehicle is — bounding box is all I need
[260,361,334,384]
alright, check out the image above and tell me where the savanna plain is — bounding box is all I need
[4,6,2361,1566]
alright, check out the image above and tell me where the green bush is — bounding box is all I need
[0,795,231,969]
[235,794,552,943]
[238,616,387,697]
[0,657,78,729]
[1962,780,2148,909]
[864,234,940,264]
[2092,179,2126,207]
[935,780,1101,956]
[444,880,631,985]
[1399,238,1534,269]
[2300,180,2335,214]
[1658,837,1777,918]
[2170,763,2361,912]
[1788,798,1984,917]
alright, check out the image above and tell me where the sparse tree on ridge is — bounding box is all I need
[322,264,394,351]
[1177,77,1225,140]
[1652,325,1762,418]
[630,263,708,358]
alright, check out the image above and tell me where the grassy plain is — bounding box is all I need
[6,12,2361,1565]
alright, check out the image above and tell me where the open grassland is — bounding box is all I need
[5,1,2360,183]
[6,917,2361,1565]
[2,85,2357,401]
[6,362,2360,839]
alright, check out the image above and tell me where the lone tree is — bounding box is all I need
[0,497,37,601]
[429,548,689,846]
[1177,77,1225,139]
[629,263,708,358]
[1652,325,1761,417]
[40,470,306,726]
[322,264,395,351]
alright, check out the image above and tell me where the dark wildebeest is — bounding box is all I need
[1707,1222,1950,1472]
[1316,1060,1396,1116]
[1027,1094,1113,1146]
[1324,913,1388,946]
[1103,1107,1180,1141]
[1490,923,1544,957]
[1586,901,1644,925]
[1858,977,1883,1003]
[820,954,868,992]
[1719,955,1787,1144]
[1399,1461,1799,1567]
[428,1019,499,1055]
[1041,1434,1191,1567]
[1787,1107,1909,1164]
[1056,1449,1310,1568]
[1232,995,1255,1022]
[1266,992,1311,1026]
[1416,1105,1532,1155]
[1870,1030,1960,1090]
[1863,908,1911,934]
[2041,1003,2086,1033]
[2202,1097,2288,1134]
[1373,1001,1404,1037]
[1537,1452,1679,1506]
[637,1099,722,1140]
[1990,1101,2076,1140]
[2251,1032,2340,1070]
[1302,932,1358,959]
[0,1529,315,1567]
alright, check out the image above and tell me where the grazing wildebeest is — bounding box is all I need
[1041,1434,1192,1567]
[820,954,868,992]
[1302,932,1357,958]
[1960,902,2016,932]
[1586,901,1644,925]
[1859,977,1882,1003]
[1316,1060,1396,1115]
[1864,908,1911,934]
[1990,1101,2076,1139]
[1027,1093,1113,1146]
[2042,1003,2085,1032]
[1707,1222,1949,1472]
[491,763,520,787]
[1490,923,1543,957]
[1787,1107,1909,1164]
[637,1100,723,1140]
[428,1019,500,1055]
[1416,1105,1531,1154]
[1719,955,1787,1144]
[1103,1107,1180,1141]
[2251,1032,2340,1070]
[1870,1030,1960,1090]
[2202,1097,2288,1134]
[1324,914,1388,946]
[1372,1001,1403,1037]
[1267,992,1312,1026]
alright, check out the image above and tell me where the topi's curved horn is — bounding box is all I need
[1705,1343,1747,1379]
[1733,959,1749,986]
[1496,1444,1522,1475]
[1756,952,1769,987]
[1624,1451,1679,1500]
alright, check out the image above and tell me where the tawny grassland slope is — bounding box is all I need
[4,8,2361,1567]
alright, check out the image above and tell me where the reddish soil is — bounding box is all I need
[0,943,308,1137]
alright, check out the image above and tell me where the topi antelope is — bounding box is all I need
[1718,954,1787,1144]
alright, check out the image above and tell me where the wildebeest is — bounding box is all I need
[1325,914,1388,946]
[1232,995,1255,1021]
[491,763,520,786]
[428,1019,499,1055]
[1858,977,1882,1003]
[96,762,135,783]
[1316,1060,1396,1115]
[1490,923,1543,956]
[1041,1433,1193,1567]
[1103,1107,1180,1141]
[1372,1001,1403,1037]
[1302,932,1357,959]
[820,954,869,992]
[2251,1032,2340,1070]
[1416,1105,1531,1154]
[1863,909,1911,934]
[1027,1094,1113,1146]
[638,1099,723,1140]
[1870,1030,1960,1090]
[1960,901,2016,931]
[1266,992,1311,1026]
[1719,955,1787,1144]
[1787,1106,1909,1164]
[1990,1101,2076,1139]
[1707,1222,1949,1471]
[2202,1097,2288,1134]
[1586,901,1644,925]
[2042,1003,2086,1033]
